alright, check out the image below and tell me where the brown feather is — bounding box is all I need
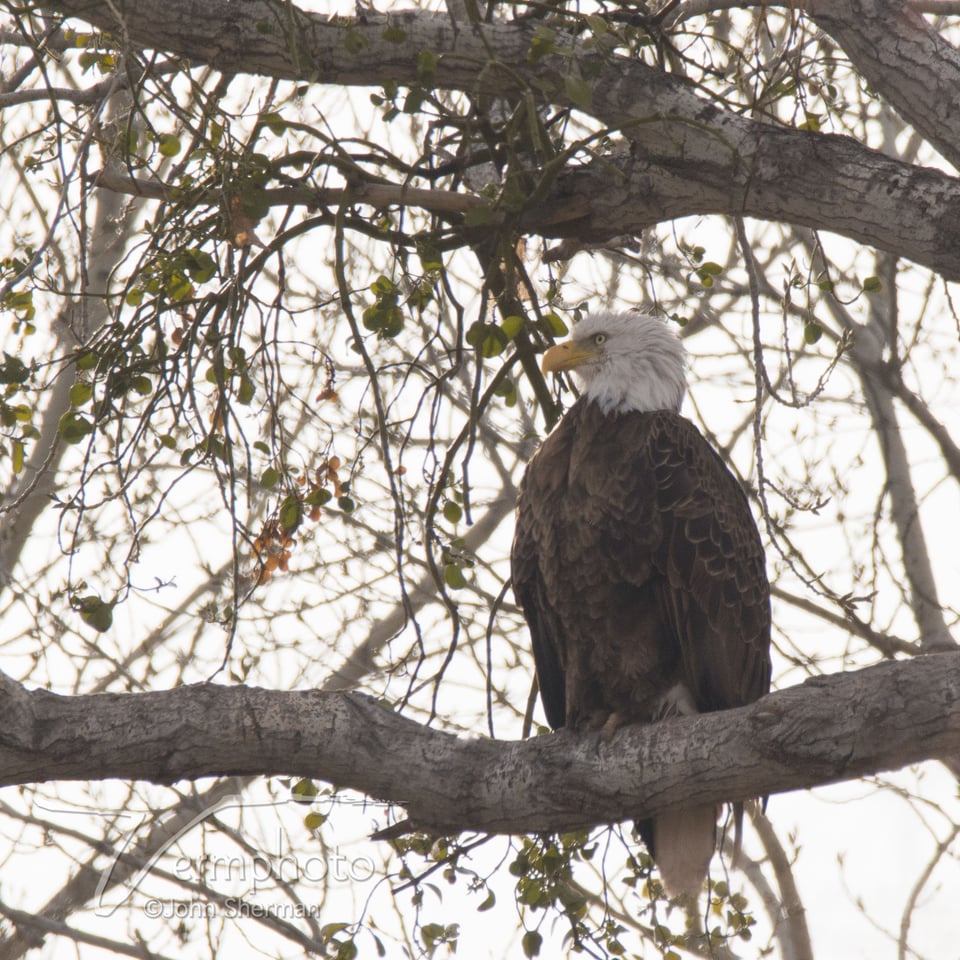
[511,399,771,893]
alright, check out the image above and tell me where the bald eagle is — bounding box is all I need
[510,311,771,896]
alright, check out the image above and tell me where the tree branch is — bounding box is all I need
[2,654,959,835]
[808,0,960,170]
[41,1,960,279]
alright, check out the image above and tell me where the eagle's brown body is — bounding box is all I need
[511,397,771,892]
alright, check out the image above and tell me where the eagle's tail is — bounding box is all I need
[650,805,717,897]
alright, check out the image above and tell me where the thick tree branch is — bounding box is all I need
[39,1,960,279]
[808,0,960,170]
[1,654,958,835]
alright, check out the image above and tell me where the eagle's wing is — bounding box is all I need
[510,414,578,730]
[643,412,771,710]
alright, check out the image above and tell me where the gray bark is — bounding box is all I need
[808,0,960,170]
[2,652,959,835]
[33,0,960,280]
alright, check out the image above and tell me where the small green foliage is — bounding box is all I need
[494,376,518,407]
[695,261,723,287]
[291,778,318,803]
[58,411,94,444]
[260,467,280,489]
[804,321,823,344]
[417,50,437,83]
[76,350,98,371]
[157,134,182,157]
[304,811,327,831]
[527,26,556,62]
[466,321,509,358]
[521,930,543,957]
[0,353,29,385]
[363,276,404,338]
[342,27,366,54]
[564,74,593,110]
[443,563,467,589]
[501,315,524,339]
[3,289,35,322]
[442,500,462,524]
[542,313,568,337]
[462,205,495,227]
[74,594,115,632]
[279,494,302,533]
[420,922,459,956]
[10,438,25,475]
[863,275,883,293]
[477,889,496,912]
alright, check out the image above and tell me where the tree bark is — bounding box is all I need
[2,653,959,835]
[808,0,960,170]
[38,0,960,279]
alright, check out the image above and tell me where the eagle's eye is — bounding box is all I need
[593,333,607,346]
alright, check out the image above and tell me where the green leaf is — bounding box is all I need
[77,595,114,632]
[131,375,152,396]
[0,353,29,385]
[183,248,217,282]
[58,412,94,444]
[320,922,350,942]
[76,350,98,371]
[304,811,327,830]
[522,930,543,958]
[481,327,508,358]
[863,275,883,293]
[586,13,609,34]
[335,941,358,960]
[564,74,593,109]
[527,26,556,62]
[307,487,333,507]
[417,50,437,82]
[69,382,93,407]
[11,439,24,475]
[237,375,255,405]
[291,778,318,802]
[803,322,823,344]
[544,313,568,336]
[157,134,182,157]
[501,314,524,339]
[462,205,494,227]
[260,467,280,489]
[279,494,302,532]
[337,495,355,513]
[343,28,366,54]
[477,889,496,911]
[442,500,462,524]
[444,563,467,589]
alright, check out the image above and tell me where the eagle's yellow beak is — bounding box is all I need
[541,340,599,375]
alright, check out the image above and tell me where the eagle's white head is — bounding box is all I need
[540,311,687,415]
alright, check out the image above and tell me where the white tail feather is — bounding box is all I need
[653,805,716,897]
